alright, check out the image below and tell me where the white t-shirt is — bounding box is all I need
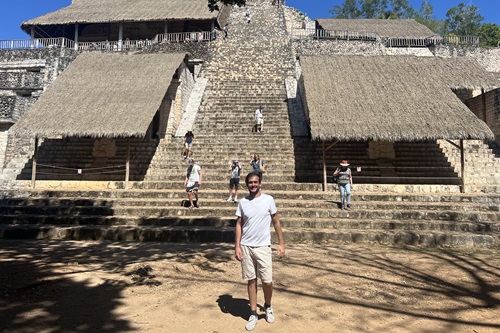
[255,108,263,119]
[236,193,277,247]
[187,164,201,186]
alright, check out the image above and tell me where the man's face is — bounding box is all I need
[246,175,261,195]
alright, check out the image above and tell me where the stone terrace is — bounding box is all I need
[0,1,499,248]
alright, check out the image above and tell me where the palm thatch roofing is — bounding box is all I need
[11,52,187,138]
[22,0,218,29]
[300,55,498,141]
[316,19,435,39]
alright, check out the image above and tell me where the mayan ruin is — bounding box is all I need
[0,0,499,247]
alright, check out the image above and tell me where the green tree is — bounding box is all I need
[385,0,415,19]
[414,0,445,34]
[329,0,360,19]
[444,3,484,35]
[330,0,415,19]
[479,23,500,47]
[208,0,246,12]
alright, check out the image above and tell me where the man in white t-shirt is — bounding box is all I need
[235,172,285,331]
[184,159,202,208]
[254,106,264,132]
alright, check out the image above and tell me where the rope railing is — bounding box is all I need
[35,163,126,177]
[326,165,461,183]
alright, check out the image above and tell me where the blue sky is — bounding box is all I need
[0,0,499,40]
[287,0,500,24]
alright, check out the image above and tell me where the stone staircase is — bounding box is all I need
[0,0,499,248]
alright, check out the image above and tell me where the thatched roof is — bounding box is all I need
[22,0,218,28]
[316,19,435,39]
[300,55,497,141]
[11,52,186,138]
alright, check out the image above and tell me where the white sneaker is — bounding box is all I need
[265,307,275,324]
[226,197,232,202]
[245,314,258,331]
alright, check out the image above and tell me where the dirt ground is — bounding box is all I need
[0,240,499,333]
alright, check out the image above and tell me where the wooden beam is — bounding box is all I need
[445,139,460,150]
[125,138,130,189]
[481,88,487,123]
[325,139,339,152]
[322,141,327,191]
[460,139,465,193]
[31,137,38,189]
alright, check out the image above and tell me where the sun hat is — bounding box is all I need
[233,159,239,163]
[188,158,195,165]
[340,160,350,167]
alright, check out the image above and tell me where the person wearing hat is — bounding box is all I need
[255,106,264,132]
[333,160,353,210]
[227,159,242,202]
[184,158,202,208]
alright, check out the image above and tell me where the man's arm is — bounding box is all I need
[271,213,285,257]
[235,217,243,261]
[198,168,203,185]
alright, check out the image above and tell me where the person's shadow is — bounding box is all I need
[217,294,265,320]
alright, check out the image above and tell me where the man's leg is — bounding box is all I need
[245,278,259,330]
[193,190,199,207]
[247,279,258,312]
[262,281,275,323]
[187,191,194,207]
[262,281,273,306]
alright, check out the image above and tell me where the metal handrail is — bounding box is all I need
[290,28,480,47]
[0,37,74,50]
[0,31,213,52]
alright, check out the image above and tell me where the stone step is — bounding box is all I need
[4,205,497,221]
[4,189,497,203]
[0,224,497,248]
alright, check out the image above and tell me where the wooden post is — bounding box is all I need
[322,141,327,192]
[460,139,465,193]
[481,88,487,122]
[118,23,123,51]
[125,138,130,189]
[74,23,79,50]
[31,137,38,188]
[30,27,35,48]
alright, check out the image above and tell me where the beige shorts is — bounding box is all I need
[241,245,272,283]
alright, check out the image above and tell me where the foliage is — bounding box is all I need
[330,0,360,19]
[329,0,415,19]
[208,0,246,12]
[413,0,444,34]
[444,3,484,36]
[479,23,500,47]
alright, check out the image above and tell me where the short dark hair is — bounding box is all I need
[245,172,262,185]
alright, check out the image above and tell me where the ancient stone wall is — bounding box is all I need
[432,45,500,73]
[466,89,500,146]
[0,48,78,170]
